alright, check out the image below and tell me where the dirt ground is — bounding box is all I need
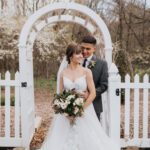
[30,88,54,149]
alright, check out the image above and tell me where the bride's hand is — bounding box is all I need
[79,90,89,99]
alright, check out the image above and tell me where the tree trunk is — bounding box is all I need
[118,0,123,48]
[36,0,40,11]
[126,12,132,52]
[1,0,4,10]
[142,0,146,46]
[22,0,26,16]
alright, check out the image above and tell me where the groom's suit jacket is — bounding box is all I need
[89,55,108,114]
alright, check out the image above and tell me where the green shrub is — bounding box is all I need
[0,96,15,106]
[34,75,56,91]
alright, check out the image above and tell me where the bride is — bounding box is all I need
[40,43,120,150]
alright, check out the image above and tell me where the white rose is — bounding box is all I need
[66,95,75,101]
[74,107,79,114]
[60,103,67,109]
[64,113,68,117]
[65,100,71,105]
[54,99,59,105]
[55,102,61,108]
[75,98,84,105]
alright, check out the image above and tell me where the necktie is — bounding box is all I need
[83,58,87,67]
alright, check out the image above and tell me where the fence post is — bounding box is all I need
[108,63,121,146]
[19,45,31,148]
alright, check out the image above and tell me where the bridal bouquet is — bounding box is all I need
[53,89,85,123]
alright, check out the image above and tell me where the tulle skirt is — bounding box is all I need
[40,104,120,150]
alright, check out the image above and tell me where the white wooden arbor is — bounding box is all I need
[18,1,113,149]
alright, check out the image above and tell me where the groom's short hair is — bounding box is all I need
[82,35,97,45]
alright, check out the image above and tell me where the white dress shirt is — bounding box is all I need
[82,54,93,68]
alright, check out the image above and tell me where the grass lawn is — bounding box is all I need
[0,76,56,106]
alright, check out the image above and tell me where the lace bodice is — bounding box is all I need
[63,75,87,92]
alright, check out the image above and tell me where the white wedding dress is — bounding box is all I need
[40,75,120,150]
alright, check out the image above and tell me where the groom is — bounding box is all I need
[81,35,108,121]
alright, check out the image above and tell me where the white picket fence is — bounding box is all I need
[108,63,150,148]
[0,71,35,148]
[0,71,23,147]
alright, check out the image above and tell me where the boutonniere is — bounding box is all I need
[88,60,96,69]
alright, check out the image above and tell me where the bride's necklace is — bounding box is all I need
[68,65,81,79]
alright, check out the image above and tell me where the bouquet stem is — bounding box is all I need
[68,116,76,126]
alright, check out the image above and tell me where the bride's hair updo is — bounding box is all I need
[66,43,82,64]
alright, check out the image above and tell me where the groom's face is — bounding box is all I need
[81,43,96,58]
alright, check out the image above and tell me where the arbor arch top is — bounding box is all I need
[19,2,113,66]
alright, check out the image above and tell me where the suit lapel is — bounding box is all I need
[89,55,98,84]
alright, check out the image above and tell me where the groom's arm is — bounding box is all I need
[96,60,108,97]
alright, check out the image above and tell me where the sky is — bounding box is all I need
[141,0,150,7]
[106,0,150,8]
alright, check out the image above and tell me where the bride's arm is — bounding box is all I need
[84,69,96,109]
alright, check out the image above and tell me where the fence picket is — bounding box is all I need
[5,71,11,137]
[0,71,23,147]
[0,73,1,136]
[143,74,149,138]
[133,74,140,139]
[124,74,130,139]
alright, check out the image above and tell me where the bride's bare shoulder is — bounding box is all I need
[81,67,92,76]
